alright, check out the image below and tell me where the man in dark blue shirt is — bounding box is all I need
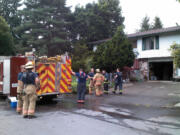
[102,70,109,94]
[72,68,88,103]
[16,65,26,114]
[113,68,123,95]
[21,62,39,119]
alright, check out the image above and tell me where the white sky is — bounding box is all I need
[66,0,180,34]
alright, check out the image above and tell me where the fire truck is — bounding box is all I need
[0,54,72,99]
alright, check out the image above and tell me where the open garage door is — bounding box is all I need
[149,62,173,80]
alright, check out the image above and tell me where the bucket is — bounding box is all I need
[10,101,17,108]
[9,97,17,108]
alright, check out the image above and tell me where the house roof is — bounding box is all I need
[88,38,111,45]
[88,26,180,45]
[128,26,180,38]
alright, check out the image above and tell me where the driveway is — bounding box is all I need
[0,81,180,135]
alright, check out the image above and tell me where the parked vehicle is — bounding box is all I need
[0,55,72,100]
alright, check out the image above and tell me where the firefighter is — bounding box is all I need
[21,62,39,119]
[88,68,95,94]
[113,68,123,94]
[93,69,104,96]
[16,65,26,114]
[72,68,88,104]
[102,70,109,94]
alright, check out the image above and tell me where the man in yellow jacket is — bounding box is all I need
[93,69,104,96]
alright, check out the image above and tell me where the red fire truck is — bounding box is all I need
[0,55,72,99]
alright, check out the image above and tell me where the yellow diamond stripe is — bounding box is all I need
[48,70,55,82]
[61,65,65,71]
[49,65,55,73]
[37,90,41,95]
[60,80,68,90]
[39,71,47,80]
[66,65,72,78]
[43,86,47,93]
[38,65,46,73]
[66,71,71,79]
[42,88,47,94]
[60,83,67,93]
[47,86,53,93]
[49,80,55,90]
[61,73,67,81]
[41,79,47,88]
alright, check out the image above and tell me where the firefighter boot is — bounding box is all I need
[119,90,123,95]
[28,94,37,117]
[23,85,37,118]
[95,86,100,96]
[89,88,92,95]
[99,89,103,96]
[23,94,29,118]
[16,93,23,114]
[112,90,116,94]
[89,81,94,94]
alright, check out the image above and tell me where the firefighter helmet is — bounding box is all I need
[25,61,34,69]
[96,69,100,73]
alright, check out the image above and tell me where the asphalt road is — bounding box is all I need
[0,81,180,135]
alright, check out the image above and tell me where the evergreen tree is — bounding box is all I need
[72,43,91,72]
[0,16,15,55]
[16,0,72,56]
[139,16,151,32]
[72,0,124,44]
[0,0,21,35]
[152,16,163,29]
[92,26,135,72]
[98,0,124,36]
[70,0,125,69]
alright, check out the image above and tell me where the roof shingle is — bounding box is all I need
[128,26,180,38]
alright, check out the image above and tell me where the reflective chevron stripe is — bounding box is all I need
[36,64,56,95]
[60,57,72,93]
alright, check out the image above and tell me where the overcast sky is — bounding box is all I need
[66,0,180,34]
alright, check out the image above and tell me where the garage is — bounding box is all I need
[149,62,173,80]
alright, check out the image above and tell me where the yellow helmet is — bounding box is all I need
[96,69,100,73]
[25,61,34,69]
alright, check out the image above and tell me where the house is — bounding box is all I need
[128,26,180,81]
[90,26,180,81]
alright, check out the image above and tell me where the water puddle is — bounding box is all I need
[74,109,119,124]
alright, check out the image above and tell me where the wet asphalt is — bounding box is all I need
[0,81,180,135]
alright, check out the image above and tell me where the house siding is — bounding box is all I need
[134,33,180,80]
[137,33,180,59]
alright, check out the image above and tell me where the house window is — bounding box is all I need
[142,36,159,50]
